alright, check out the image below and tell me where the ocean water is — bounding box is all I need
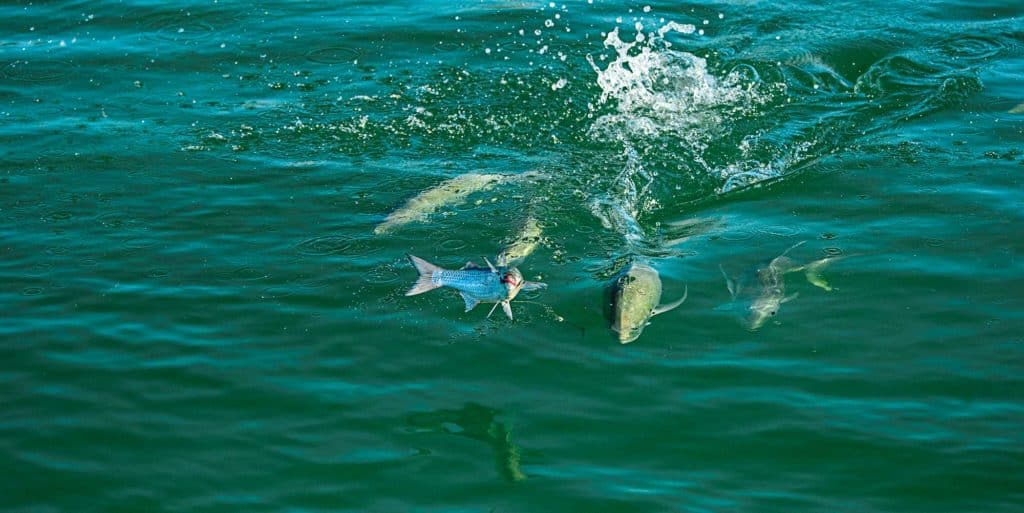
[2,1,1023,511]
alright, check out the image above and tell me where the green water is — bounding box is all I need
[3,1,1023,511]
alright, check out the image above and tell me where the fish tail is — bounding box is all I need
[406,254,445,296]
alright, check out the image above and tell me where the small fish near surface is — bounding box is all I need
[374,171,542,235]
[406,254,546,320]
[497,216,543,266]
[719,241,842,330]
[605,260,688,344]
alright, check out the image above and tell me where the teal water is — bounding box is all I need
[3,1,1023,511]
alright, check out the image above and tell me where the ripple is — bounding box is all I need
[759,225,800,237]
[44,211,72,222]
[938,35,1006,60]
[432,40,465,53]
[823,247,843,256]
[720,229,756,241]
[296,235,352,255]
[363,266,400,285]
[925,238,945,248]
[821,232,838,240]
[305,46,359,64]
[141,12,217,42]
[0,60,72,83]
[259,286,295,300]
[216,267,269,282]
[96,212,141,230]
[439,239,467,251]
[147,268,169,278]
[122,238,160,250]
[295,235,378,257]
[21,287,44,296]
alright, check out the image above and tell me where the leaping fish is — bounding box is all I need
[605,260,688,344]
[406,254,546,320]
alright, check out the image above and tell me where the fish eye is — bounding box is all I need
[770,311,776,316]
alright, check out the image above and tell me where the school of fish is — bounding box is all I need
[376,170,844,343]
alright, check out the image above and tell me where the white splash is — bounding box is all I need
[586,21,766,151]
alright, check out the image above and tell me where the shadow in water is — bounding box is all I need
[406,402,527,482]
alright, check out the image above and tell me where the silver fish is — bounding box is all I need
[375,171,541,235]
[720,241,839,330]
[605,261,688,344]
[406,254,546,320]
[497,216,543,266]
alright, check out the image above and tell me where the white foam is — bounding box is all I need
[585,21,766,151]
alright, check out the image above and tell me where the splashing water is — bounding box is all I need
[586,22,770,155]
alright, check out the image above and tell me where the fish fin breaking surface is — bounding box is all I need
[501,301,513,321]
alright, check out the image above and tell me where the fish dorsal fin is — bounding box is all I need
[501,301,513,321]
[771,255,799,274]
[653,284,688,316]
[461,292,480,312]
[779,240,807,258]
[719,264,738,299]
[462,261,484,270]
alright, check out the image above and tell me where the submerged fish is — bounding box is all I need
[497,216,543,266]
[720,241,840,330]
[1010,102,1024,114]
[406,403,527,482]
[375,171,541,235]
[406,254,546,320]
[605,261,688,344]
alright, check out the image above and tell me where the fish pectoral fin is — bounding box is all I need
[781,292,800,304]
[461,293,481,312]
[653,284,688,316]
[521,281,547,292]
[719,265,738,299]
[487,302,501,319]
[501,301,513,321]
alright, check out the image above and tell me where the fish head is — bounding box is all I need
[500,267,525,299]
[746,293,781,330]
[607,263,662,344]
